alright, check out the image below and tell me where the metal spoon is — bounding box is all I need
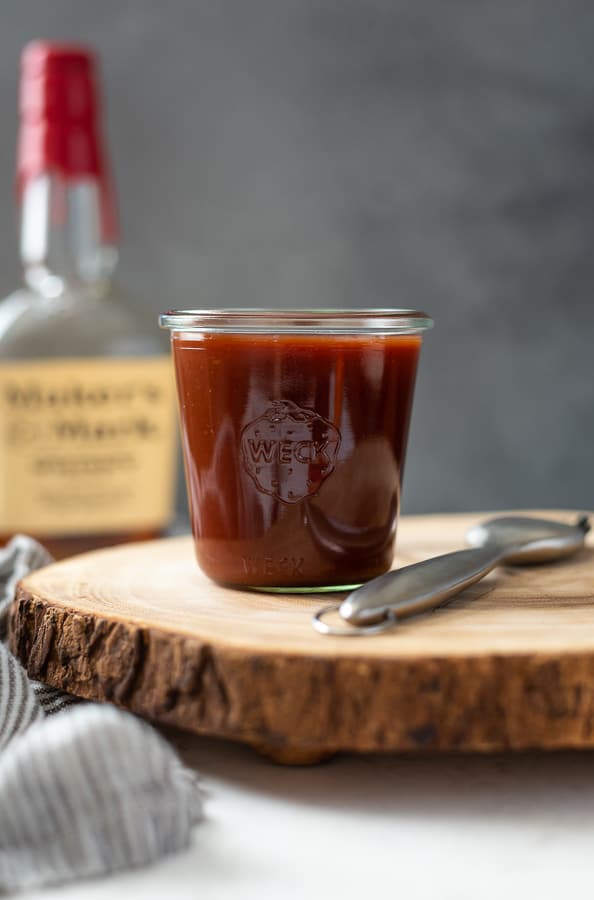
[312,514,591,637]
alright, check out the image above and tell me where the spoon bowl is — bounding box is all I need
[466,515,591,565]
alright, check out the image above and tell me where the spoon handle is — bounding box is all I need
[339,546,503,626]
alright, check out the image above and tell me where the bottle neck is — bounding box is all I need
[20,174,118,298]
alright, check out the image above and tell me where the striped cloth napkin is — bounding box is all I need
[0,535,204,893]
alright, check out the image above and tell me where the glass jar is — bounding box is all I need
[160,309,433,591]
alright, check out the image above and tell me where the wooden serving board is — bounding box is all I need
[8,511,594,763]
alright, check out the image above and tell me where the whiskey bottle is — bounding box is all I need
[0,42,178,558]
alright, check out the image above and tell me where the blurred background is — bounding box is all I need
[0,0,592,517]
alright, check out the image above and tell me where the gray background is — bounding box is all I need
[0,0,592,516]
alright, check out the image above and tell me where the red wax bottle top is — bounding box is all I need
[16,40,116,240]
[167,313,429,589]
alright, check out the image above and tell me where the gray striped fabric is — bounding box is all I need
[0,645,44,752]
[0,534,51,640]
[0,536,204,893]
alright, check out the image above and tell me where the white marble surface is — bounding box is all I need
[22,729,594,900]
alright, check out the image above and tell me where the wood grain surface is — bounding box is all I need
[8,511,594,763]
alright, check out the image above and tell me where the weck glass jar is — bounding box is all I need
[160,309,433,591]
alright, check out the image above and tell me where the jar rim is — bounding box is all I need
[159,308,433,335]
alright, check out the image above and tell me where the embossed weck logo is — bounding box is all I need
[240,400,341,503]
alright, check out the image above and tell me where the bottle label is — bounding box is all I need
[0,357,178,536]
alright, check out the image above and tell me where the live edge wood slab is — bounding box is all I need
[8,511,594,764]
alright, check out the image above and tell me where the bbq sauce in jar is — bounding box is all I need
[163,311,431,591]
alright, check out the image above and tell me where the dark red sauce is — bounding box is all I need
[172,332,422,588]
